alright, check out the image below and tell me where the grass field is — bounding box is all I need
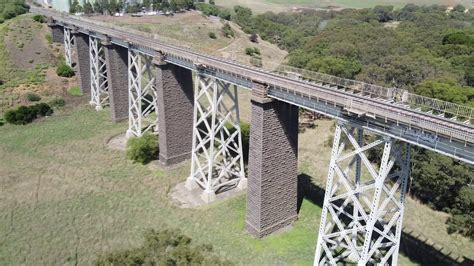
[1,88,472,264]
[0,99,423,265]
[215,0,472,13]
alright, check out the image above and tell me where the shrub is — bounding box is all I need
[56,62,75,77]
[226,122,250,163]
[208,32,217,39]
[45,34,52,44]
[250,33,258,43]
[31,103,53,116]
[4,103,54,125]
[49,97,66,107]
[68,86,83,96]
[126,134,159,164]
[5,106,37,125]
[32,15,46,23]
[240,122,250,162]
[447,212,473,238]
[0,118,4,126]
[250,56,262,67]
[221,22,234,38]
[26,92,41,102]
[245,47,260,56]
[94,229,232,265]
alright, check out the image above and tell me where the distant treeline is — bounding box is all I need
[0,0,29,23]
[69,0,195,14]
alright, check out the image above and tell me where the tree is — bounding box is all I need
[414,80,474,106]
[373,5,394,22]
[69,0,82,14]
[233,5,253,33]
[442,32,474,46]
[93,1,104,14]
[83,1,94,15]
[306,56,362,79]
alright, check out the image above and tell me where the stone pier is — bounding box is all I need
[246,83,299,238]
[104,43,129,122]
[74,33,91,94]
[155,61,194,166]
[49,24,64,43]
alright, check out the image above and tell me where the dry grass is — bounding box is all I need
[93,12,287,66]
[0,97,420,265]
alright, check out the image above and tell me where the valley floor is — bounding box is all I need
[1,90,471,265]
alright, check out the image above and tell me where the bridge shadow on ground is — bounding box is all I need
[296,174,472,266]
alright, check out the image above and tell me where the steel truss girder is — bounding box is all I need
[126,49,158,138]
[314,122,411,265]
[64,27,75,67]
[187,74,246,201]
[89,36,109,110]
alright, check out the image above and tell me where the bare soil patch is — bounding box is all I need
[107,133,128,151]
[4,17,56,70]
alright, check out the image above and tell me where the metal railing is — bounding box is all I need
[36,7,474,129]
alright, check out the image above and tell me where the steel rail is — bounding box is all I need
[35,7,474,145]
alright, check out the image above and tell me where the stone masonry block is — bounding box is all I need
[156,64,194,166]
[49,25,64,43]
[246,94,299,238]
[74,33,91,94]
[104,44,129,122]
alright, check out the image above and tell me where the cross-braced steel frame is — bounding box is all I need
[126,49,158,138]
[314,122,411,265]
[186,74,246,203]
[89,36,109,111]
[64,27,75,67]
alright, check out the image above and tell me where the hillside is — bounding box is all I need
[215,0,472,13]
[94,11,287,65]
[0,14,77,112]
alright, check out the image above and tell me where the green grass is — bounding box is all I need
[0,16,49,90]
[0,106,329,265]
[0,104,422,265]
[67,86,83,97]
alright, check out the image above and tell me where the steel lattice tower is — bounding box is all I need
[89,36,109,110]
[314,122,410,265]
[186,74,246,203]
[126,49,159,138]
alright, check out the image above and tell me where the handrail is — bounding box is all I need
[40,7,474,124]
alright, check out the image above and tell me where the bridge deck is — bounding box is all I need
[34,7,474,164]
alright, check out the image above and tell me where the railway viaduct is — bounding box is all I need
[41,7,474,265]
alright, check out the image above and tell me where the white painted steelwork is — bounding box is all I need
[64,27,74,67]
[186,74,246,202]
[314,123,410,265]
[126,49,158,138]
[89,36,109,110]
